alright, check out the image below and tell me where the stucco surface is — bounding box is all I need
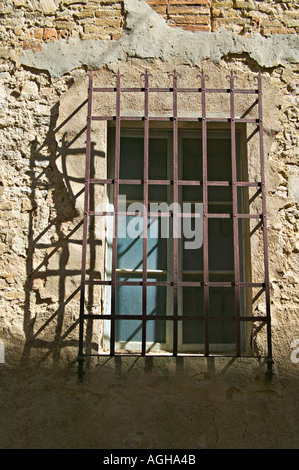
[19,0,299,77]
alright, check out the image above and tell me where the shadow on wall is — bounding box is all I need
[21,98,105,372]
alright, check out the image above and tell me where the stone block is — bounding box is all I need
[54,20,75,31]
[177,23,211,31]
[170,15,210,25]
[62,0,87,5]
[288,175,299,203]
[0,48,11,60]
[146,0,168,4]
[39,0,57,14]
[286,20,299,28]
[95,10,122,18]
[74,10,95,20]
[95,18,122,27]
[168,0,210,4]
[58,30,69,39]
[14,26,23,36]
[233,0,255,9]
[22,80,39,95]
[34,28,44,39]
[149,5,167,14]
[168,5,210,14]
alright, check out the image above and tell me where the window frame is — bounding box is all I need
[103,125,250,354]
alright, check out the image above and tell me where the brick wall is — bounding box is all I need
[146,0,299,34]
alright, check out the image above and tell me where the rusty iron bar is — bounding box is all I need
[110,70,122,356]
[92,87,258,94]
[200,70,210,357]
[257,71,273,379]
[83,314,268,322]
[77,71,93,381]
[85,280,265,288]
[91,116,259,123]
[89,179,261,187]
[171,70,180,356]
[228,70,241,357]
[141,69,151,355]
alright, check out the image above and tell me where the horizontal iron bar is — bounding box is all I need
[84,280,265,288]
[92,87,258,94]
[89,179,261,187]
[207,213,262,219]
[91,116,259,123]
[80,353,269,358]
[82,314,267,321]
[88,210,262,218]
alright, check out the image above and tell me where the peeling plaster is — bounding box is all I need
[20,0,299,77]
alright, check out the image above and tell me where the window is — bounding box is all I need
[103,126,248,354]
[77,70,273,380]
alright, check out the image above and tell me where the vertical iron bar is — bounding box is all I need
[78,71,93,380]
[200,71,209,357]
[257,71,273,377]
[229,71,241,356]
[142,70,150,356]
[172,70,180,356]
[111,70,122,356]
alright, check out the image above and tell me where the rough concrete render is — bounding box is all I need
[0,0,298,449]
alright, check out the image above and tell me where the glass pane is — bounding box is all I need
[208,186,232,206]
[208,218,234,272]
[182,321,204,345]
[117,215,143,270]
[119,184,142,202]
[209,287,235,346]
[115,319,142,344]
[147,285,167,316]
[148,217,168,271]
[209,321,236,347]
[183,229,203,272]
[146,320,166,344]
[148,185,168,204]
[120,137,143,180]
[116,283,142,317]
[182,185,202,204]
[149,137,168,180]
[207,136,231,181]
[181,138,202,181]
[182,285,204,317]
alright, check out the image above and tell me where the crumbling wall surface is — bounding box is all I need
[0,0,298,449]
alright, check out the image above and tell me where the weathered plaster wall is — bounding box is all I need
[0,0,298,449]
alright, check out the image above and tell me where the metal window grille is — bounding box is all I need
[77,69,273,380]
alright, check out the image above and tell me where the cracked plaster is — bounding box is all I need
[19,0,299,77]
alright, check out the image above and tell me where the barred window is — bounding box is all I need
[77,70,272,380]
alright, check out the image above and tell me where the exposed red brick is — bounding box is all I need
[22,41,41,52]
[146,0,168,4]
[179,23,211,31]
[151,5,167,14]
[168,0,210,4]
[170,15,210,25]
[168,5,210,14]
[43,28,57,40]
[111,32,122,40]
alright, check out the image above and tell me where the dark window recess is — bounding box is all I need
[77,70,273,381]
